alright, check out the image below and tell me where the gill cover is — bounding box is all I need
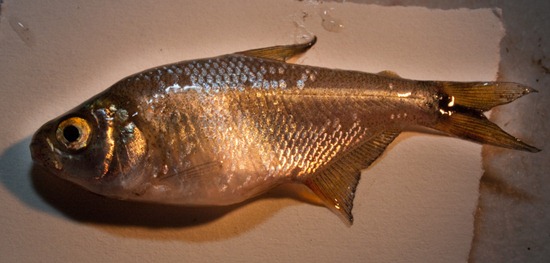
[83,102,148,181]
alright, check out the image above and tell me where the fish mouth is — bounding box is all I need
[29,138,41,163]
[29,124,63,171]
[29,130,46,164]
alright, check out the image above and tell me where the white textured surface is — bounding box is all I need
[0,1,506,262]
[359,2,549,262]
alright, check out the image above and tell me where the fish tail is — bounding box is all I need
[432,82,540,152]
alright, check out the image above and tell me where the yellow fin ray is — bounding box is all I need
[377,70,402,78]
[441,82,536,111]
[304,130,400,225]
[236,36,317,62]
[434,112,539,152]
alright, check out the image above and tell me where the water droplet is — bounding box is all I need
[291,9,315,43]
[9,17,35,47]
[319,8,344,33]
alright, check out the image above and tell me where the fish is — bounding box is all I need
[30,37,539,225]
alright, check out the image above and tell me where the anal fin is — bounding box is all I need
[236,36,317,62]
[304,130,400,225]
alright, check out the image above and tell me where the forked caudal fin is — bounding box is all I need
[434,81,540,153]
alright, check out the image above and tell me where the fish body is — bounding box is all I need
[30,38,538,224]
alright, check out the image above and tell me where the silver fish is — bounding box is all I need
[30,37,539,224]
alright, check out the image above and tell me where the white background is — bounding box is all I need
[0,1,547,262]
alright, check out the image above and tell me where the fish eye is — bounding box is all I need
[56,117,92,151]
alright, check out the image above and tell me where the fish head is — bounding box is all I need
[30,95,148,198]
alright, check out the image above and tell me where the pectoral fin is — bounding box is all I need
[236,36,317,62]
[157,161,223,181]
[304,130,400,225]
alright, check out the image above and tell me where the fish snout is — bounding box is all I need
[29,123,63,171]
[29,136,42,163]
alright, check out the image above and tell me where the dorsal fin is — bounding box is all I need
[377,70,402,79]
[304,130,400,225]
[236,36,317,62]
